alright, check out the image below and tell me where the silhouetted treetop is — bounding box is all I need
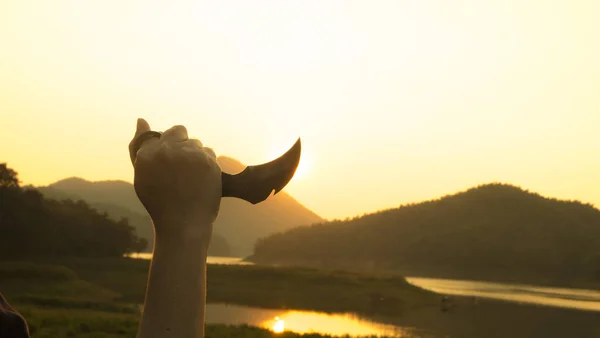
[0,163,19,188]
[0,163,145,258]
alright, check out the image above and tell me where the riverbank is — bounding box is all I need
[0,257,436,337]
[248,258,600,291]
[1,257,599,338]
[0,257,437,315]
[389,295,600,338]
[13,293,599,338]
[12,303,394,338]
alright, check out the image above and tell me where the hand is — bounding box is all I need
[128,119,222,240]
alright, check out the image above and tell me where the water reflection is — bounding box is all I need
[127,253,253,265]
[407,277,600,312]
[272,316,285,333]
[206,303,416,337]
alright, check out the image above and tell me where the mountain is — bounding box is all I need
[37,156,322,257]
[249,183,600,287]
[36,183,232,256]
[214,156,322,255]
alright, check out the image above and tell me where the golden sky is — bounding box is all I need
[1,0,599,220]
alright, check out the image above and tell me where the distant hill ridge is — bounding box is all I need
[250,183,600,287]
[37,156,323,257]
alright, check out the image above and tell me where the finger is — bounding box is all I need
[135,135,161,163]
[161,125,188,143]
[182,138,204,151]
[129,118,154,165]
[135,118,151,137]
[180,139,209,161]
[203,147,216,160]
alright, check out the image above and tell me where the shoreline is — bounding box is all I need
[2,257,600,337]
[388,295,600,338]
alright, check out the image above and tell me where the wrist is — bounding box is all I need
[153,230,211,258]
[151,211,214,249]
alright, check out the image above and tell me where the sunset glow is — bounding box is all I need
[1,0,599,220]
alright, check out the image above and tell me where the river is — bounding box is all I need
[127,254,600,336]
[205,303,424,337]
[405,277,600,312]
[127,253,253,265]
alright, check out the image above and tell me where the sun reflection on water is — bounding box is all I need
[205,303,413,337]
[272,316,285,333]
[261,310,407,337]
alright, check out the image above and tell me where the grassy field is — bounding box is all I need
[0,258,436,337]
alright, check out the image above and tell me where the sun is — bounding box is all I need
[267,143,311,182]
[292,155,310,181]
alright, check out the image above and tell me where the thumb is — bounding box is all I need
[135,118,151,137]
[129,118,153,165]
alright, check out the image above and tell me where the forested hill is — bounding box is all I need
[36,156,322,257]
[250,183,600,285]
[0,163,145,257]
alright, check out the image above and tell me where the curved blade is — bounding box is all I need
[221,138,301,204]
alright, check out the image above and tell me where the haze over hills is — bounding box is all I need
[36,156,322,257]
[214,156,322,255]
[250,183,600,287]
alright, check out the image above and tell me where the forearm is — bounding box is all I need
[137,226,210,338]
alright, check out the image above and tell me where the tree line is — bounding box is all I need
[0,163,147,258]
[251,183,600,285]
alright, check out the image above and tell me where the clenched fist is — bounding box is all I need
[128,119,221,242]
